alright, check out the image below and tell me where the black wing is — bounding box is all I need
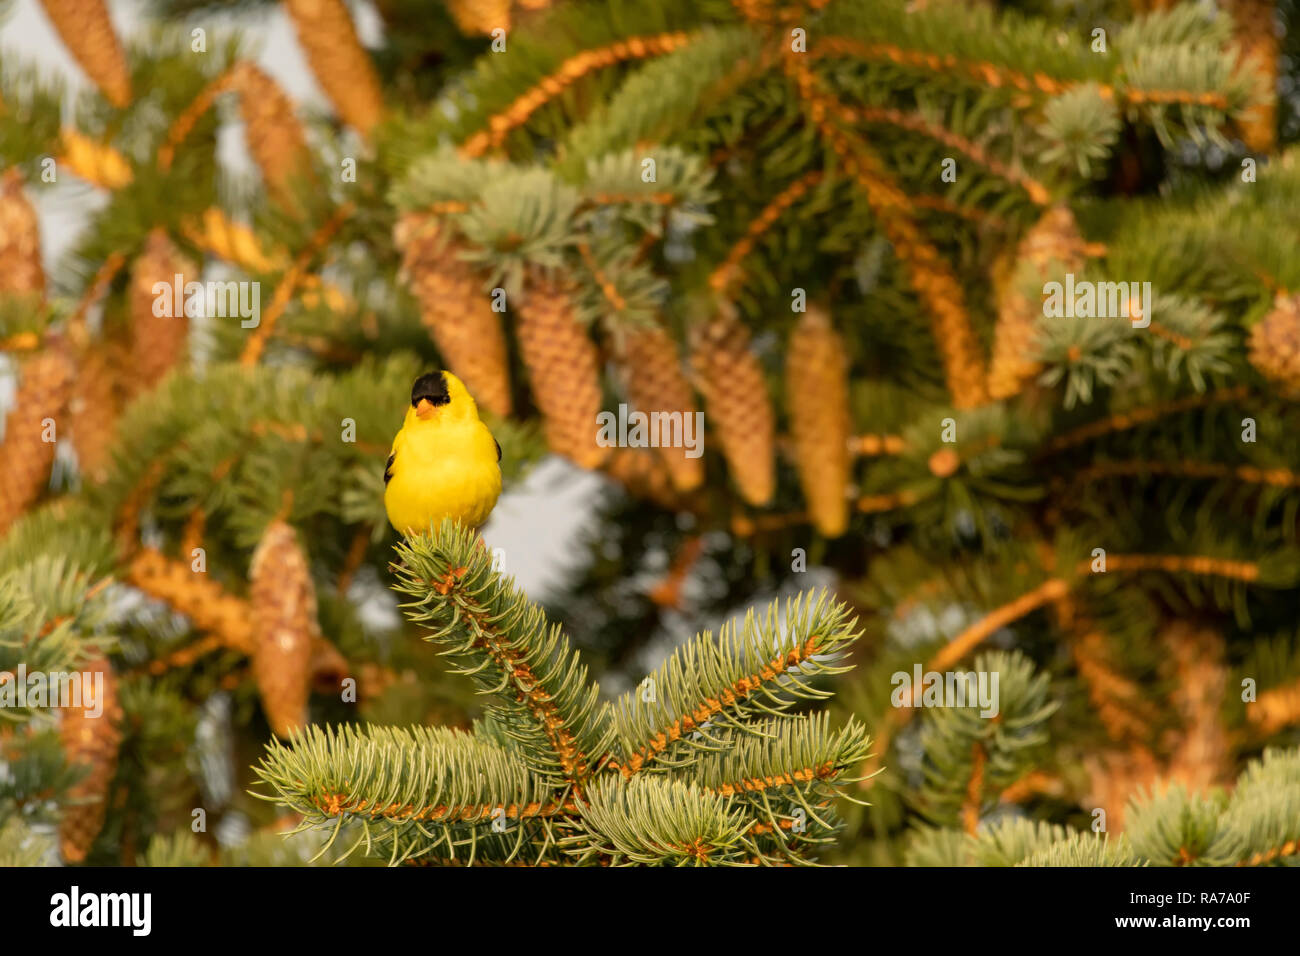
[494,438,501,462]
[383,452,395,485]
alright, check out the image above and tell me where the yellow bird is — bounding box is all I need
[384,371,503,536]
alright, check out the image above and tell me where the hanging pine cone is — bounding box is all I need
[283,0,384,135]
[128,229,197,395]
[37,0,132,107]
[785,306,851,537]
[0,346,75,535]
[394,213,512,417]
[0,169,44,298]
[988,205,1086,401]
[58,655,124,863]
[446,0,512,33]
[1249,293,1300,393]
[617,323,703,493]
[249,521,318,738]
[515,268,608,469]
[229,62,314,208]
[689,302,775,507]
[67,342,125,484]
[1163,622,1229,794]
[987,206,1083,400]
[602,447,683,511]
[1226,0,1278,154]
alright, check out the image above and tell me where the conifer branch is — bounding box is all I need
[255,724,558,865]
[849,434,908,457]
[1099,554,1259,582]
[609,590,859,776]
[561,775,751,866]
[459,32,696,157]
[786,57,989,407]
[816,36,1070,99]
[1067,460,1300,489]
[962,742,986,835]
[239,204,353,367]
[124,548,255,652]
[156,68,237,172]
[392,522,613,788]
[708,170,824,294]
[183,208,288,273]
[1068,620,1154,744]
[928,579,1069,676]
[58,129,132,189]
[843,104,1051,206]
[1039,386,1254,456]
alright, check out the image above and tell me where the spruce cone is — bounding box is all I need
[515,269,608,468]
[617,323,703,493]
[128,229,197,394]
[908,247,989,409]
[229,62,314,207]
[785,306,850,537]
[602,447,682,511]
[283,0,384,135]
[1163,622,1229,794]
[0,347,75,535]
[37,0,132,107]
[1082,746,1162,834]
[58,656,124,863]
[988,205,1087,400]
[67,343,125,484]
[446,0,512,33]
[0,169,44,298]
[1227,0,1278,153]
[249,521,317,738]
[394,214,512,417]
[689,303,775,506]
[1248,293,1300,393]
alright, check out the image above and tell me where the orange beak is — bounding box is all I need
[415,398,438,420]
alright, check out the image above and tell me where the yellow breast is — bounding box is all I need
[384,419,502,536]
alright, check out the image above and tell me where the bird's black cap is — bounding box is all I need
[411,372,450,408]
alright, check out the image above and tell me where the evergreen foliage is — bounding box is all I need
[0,0,1298,866]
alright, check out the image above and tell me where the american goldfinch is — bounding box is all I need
[384,371,502,536]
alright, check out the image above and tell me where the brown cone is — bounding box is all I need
[785,306,850,537]
[446,0,512,33]
[58,656,124,863]
[601,447,683,511]
[229,62,315,208]
[1248,293,1300,393]
[689,303,774,506]
[0,169,44,298]
[0,347,75,535]
[283,0,384,135]
[1226,0,1278,154]
[988,205,1087,400]
[128,229,197,395]
[249,521,317,738]
[38,0,132,107]
[1162,622,1229,794]
[67,343,124,484]
[617,323,703,493]
[515,268,608,468]
[394,213,512,417]
[1081,746,1161,835]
